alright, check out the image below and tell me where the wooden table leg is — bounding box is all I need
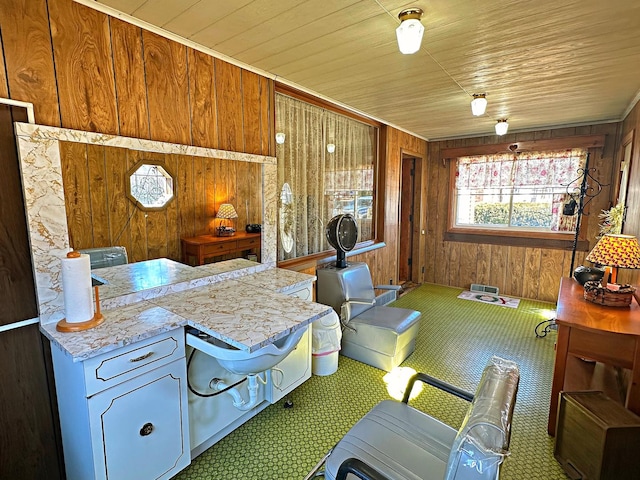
[548,324,570,436]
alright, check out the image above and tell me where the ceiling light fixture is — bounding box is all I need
[396,8,424,55]
[495,119,509,136]
[471,94,487,116]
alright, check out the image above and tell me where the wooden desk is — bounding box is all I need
[548,277,640,435]
[181,232,261,266]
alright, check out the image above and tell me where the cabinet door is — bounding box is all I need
[267,326,312,403]
[88,359,189,479]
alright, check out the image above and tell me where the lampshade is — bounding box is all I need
[471,94,487,116]
[327,143,336,153]
[396,8,424,55]
[586,234,640,269]
[495,119,509,136]
[216,203,238,219]
[275,132,286,144]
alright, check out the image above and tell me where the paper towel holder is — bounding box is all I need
[56,251,105,333]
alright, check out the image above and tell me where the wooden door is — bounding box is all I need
[0,105,64,478]
[399,156,415,283]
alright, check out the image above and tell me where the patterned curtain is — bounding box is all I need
[456,149,586,231]
[276,94,375,261]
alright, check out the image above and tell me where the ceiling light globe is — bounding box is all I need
[396,19,424,54]
[495,120,509,136]
[471,95,487,116]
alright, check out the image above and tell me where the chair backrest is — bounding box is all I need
[444,356,520,480]
[78,246,128,269]
[316,262,376,320]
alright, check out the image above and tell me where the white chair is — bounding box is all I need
[308,356,520,480]
[316,262,421,372]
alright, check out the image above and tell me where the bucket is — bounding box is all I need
[312,351,339,376]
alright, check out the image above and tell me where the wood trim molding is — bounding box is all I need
[440,134,606,159]
[277,241,386,271]
[444,231,589,251]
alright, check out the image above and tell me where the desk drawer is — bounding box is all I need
[203,242,236,256]
[83,330,185,397]
[237,237,260,249]
[568,328,636,369]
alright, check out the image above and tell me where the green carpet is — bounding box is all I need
[176,283,567,479]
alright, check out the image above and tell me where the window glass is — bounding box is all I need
[276,94,377,261]
[454,149,586,233]
[127,162,175,209]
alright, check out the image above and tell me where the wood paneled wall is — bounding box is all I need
[619,101,640,286]
[59,142,262,263]
[0,0,271,263]
[0,0,272,154]
[424,124,620,302]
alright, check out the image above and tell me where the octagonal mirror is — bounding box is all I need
[126,160,175,210]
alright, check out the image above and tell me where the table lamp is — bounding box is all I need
[584,234,640,306]
[215,203,238,236]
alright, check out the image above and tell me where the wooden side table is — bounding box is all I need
[548,277,640,436]
[181,232,261,266]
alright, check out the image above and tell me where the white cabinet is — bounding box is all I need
[267,325,312,402]
[266,280,314,403]
[51,329,190,480]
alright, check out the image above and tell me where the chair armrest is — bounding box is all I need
[336,458,390,480]
[344,297,376,305]
[402,372,474,404]
[374,285,402,291]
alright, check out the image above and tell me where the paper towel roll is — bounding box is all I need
[61,253,94,323]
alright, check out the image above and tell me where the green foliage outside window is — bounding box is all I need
[473,203,552,228]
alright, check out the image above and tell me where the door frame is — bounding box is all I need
[398,149,425,284]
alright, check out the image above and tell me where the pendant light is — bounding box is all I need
[495,119,509,136]
[471,94,487,116]
[396,8,424,54]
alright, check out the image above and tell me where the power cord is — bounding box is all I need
[535,319,557,338]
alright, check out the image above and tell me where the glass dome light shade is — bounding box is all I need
[471,94,487,116]
[396,19,424,54]
[495,120,509,136]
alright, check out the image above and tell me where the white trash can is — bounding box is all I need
[311,311,342,376]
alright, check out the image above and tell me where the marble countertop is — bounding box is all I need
[40,259,330,361]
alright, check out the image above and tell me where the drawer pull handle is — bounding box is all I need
[129,351,154,362]
[139,423,154,436]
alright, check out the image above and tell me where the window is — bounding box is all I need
[127,161,175,210]
[275,92,378,261]
[452,149,586,234]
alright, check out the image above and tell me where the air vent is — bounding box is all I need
[470,284,499,295]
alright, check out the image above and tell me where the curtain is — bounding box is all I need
[276,94,376,261]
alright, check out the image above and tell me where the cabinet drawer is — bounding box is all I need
[202,242,235,256]
[84,330,185,397]
[288,284,313,301]
[237,237,260,249]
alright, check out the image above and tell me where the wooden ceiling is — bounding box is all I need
[80,0,640,140]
